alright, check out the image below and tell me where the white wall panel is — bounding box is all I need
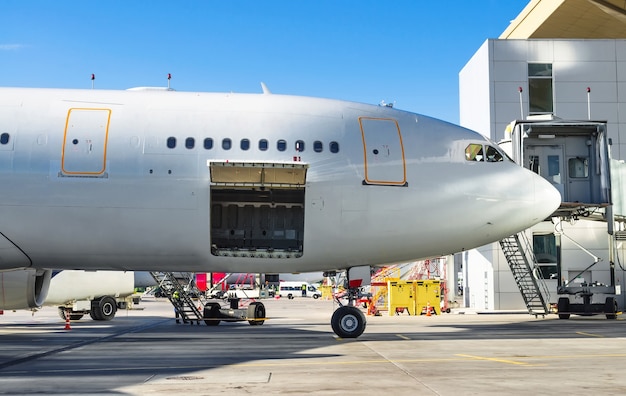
[617,41,626,61]
[555,81,617,103]
[492,61,527,82]
[527,40,554,62]
[493,39,528,61]
[556,61,617,82]
[554,40,617,61]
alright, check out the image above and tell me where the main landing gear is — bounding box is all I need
[328,270,367,338]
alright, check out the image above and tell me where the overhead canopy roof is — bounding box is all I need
[501,0,626,39]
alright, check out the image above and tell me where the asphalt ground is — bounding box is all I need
[2,297,626,395]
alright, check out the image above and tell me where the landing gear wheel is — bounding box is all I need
[203,302,222,326]
[57,307,84,321]
[90,296,117,321]
[331,306,366,338]
[247,302,266,326]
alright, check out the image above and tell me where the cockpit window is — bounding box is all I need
[465,144,484,161]
[485,145,503,162]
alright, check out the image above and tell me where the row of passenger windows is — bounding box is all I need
[166,137,340,154]
[0,133,341,154]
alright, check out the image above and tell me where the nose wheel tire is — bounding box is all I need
[331,306,366,338]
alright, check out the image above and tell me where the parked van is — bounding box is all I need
[278,282,321,299]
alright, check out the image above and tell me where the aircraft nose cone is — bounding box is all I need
[531,173,561,222]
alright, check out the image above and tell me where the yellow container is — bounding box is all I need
[387,279,441,316]
[415,280,440,315]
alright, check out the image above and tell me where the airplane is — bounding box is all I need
[0,85,561,338]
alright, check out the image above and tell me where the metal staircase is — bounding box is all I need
[150,272,207,324]
[499,233,551,316]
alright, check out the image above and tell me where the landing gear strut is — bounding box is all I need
[330,269,367,338]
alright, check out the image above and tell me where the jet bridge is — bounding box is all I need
[502,118,626,318]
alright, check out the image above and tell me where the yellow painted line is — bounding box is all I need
[576,331,604,338]
[231,352,626,369]
[456,354,535,366]
[396,334,410,340]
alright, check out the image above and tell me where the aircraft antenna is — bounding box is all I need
[260,82,271,94]
[167,73,172,90]
[91,74,95,90]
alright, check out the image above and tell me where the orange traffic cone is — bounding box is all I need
[426,302,432,317]
[64,309,71,330]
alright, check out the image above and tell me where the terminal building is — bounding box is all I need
[458,0,626,313]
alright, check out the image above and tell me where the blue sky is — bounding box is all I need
[1,1,528,124]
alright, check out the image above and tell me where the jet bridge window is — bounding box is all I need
[568,157,588,178]
[533,233,557,279]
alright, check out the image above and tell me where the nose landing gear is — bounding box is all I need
[329,268,368,338]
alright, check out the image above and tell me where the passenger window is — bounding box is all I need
[277,139,287,151]
[222,138,232,150]
[313,141,323,153]
[330,141,339,153]
[465,144,483,161]
[204,138,213,150]
[167,137,176,149]
[485,145,503,162]
[569,157,588,178]
[0,133,9,145]
[259,139,268,151]
[295,140,305,152]
[241,139,250,150]
[185,137,195,149]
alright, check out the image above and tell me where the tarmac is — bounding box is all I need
[2,297,626,395]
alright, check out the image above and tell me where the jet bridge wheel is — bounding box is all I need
[247,302,266,326]
[557,297,570,320]
[331,306,366,338]
[605,297,618,320]
[203,302,222,326]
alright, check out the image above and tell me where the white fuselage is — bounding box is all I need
[0,87,560,274]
